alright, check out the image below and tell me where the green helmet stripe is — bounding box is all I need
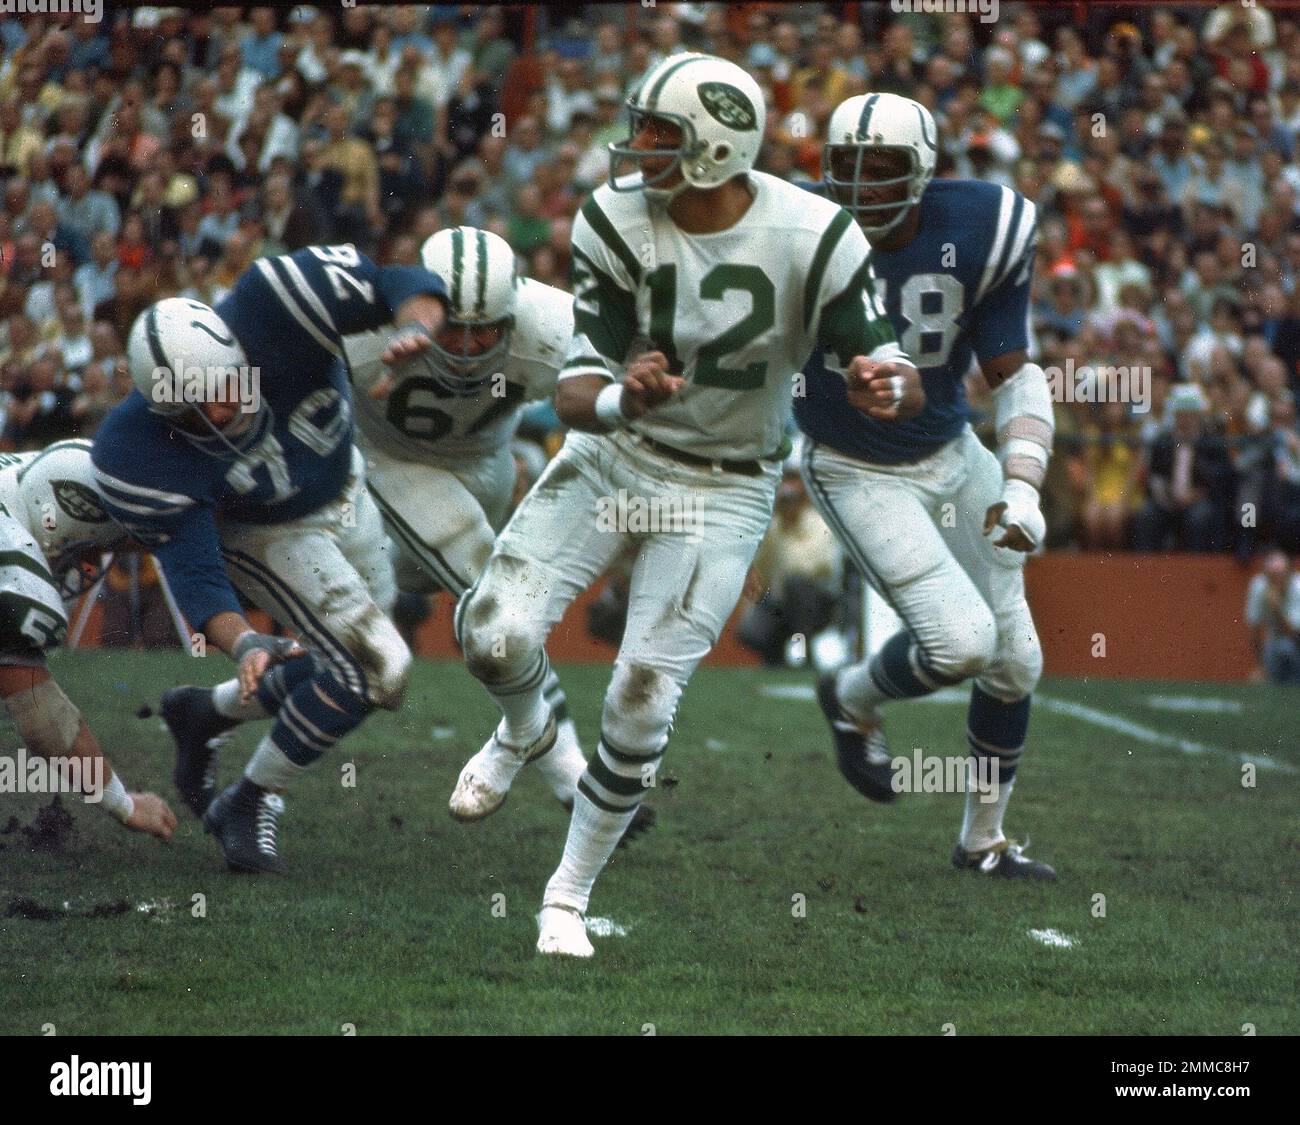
[645,53,705,111]
[475,229,488,317]
[450,227,464,312]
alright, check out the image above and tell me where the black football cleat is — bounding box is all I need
[816,673,897,803]
[952,838,1057,881]
[618,802,658,848]
[162,686,236,818]
[203,778,287,875]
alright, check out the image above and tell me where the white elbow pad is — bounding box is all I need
[992,361,1054,489]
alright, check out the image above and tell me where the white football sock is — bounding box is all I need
[533,718,588,802]
[959,759,1014,852]
[836,661,888,725]
[213,679,270,722]
[244,734,308,792]
[494,690,549,748]
[543,788,637,914]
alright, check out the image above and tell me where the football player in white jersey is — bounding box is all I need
[794,93,1056,879]
[345,227,652,838]
[449,53,923,956]
[0,441,176,840]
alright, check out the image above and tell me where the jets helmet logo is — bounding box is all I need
[52,479,110,524]
[698,82,757,132]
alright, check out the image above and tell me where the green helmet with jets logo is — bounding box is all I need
[419,226,518,396]
[609,52,766,203]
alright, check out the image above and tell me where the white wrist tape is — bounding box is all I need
[99,771,134,824]
[594,382,627,429]
[992,362,1054,489]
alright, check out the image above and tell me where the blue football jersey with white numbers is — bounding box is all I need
[793,178,1037,464]
[91,245,446,629]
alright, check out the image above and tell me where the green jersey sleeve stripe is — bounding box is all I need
[817,258,898,364]
[571,245,637,362]
[803,208,853,331]
[580,196,643,286]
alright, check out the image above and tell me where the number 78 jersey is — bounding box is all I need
[794,178,1038,464]
[561,170,902,463]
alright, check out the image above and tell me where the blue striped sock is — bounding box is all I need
[256,655,317,714]
[269,671,372,768]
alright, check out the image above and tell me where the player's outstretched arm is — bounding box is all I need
[556,351,684,433]
[0,665,178,840]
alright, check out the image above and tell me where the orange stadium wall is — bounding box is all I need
[71,556,1258,683]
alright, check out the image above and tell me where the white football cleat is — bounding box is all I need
[536,904,595,958]
[449,711,557,822]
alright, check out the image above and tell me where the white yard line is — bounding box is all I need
[1144,695,1244,714]
[757,684,1296,774]
[585,917,629,938]
[1028,928,1077,949]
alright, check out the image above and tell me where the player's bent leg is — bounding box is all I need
[366,452,495,606]
[801,440,997,798]
[207,525,412,872]
[451,553,561,820]
[453,438,623,821]
[539,480,765,952]
[536,667,590,803]
[954,594,1054,879]
[163,655,317,818]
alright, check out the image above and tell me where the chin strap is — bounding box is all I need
[990,362,1054,549]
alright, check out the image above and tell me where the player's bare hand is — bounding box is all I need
[846,358,924,420]
[982,501,1036,552]
[742,565,766,604]
[126,792,178,840]
[621,351,684,419]
[233,632,306,702]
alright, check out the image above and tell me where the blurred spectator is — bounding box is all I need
[1131,384,1235,551]
[739,468,843,667]
[1245,550,1300,684]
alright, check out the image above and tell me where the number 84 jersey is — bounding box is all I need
[794,179,1037,465]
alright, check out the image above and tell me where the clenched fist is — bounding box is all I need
[621,351,684,420]
[845,357,925,421]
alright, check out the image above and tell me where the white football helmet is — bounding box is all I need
[126,297,265,457]
[823,93,937,238]
[11,439,128,597]
[609,52,766,205]
[420,226,518,395]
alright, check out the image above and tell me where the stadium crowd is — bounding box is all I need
[1,2,1299,559]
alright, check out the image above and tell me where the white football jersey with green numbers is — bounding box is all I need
[561,170,905,462]
[344,277,573,462]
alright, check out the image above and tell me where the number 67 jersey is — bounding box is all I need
[794,179,1037,464]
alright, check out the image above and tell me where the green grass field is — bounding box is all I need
[2,650,1296,1035]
